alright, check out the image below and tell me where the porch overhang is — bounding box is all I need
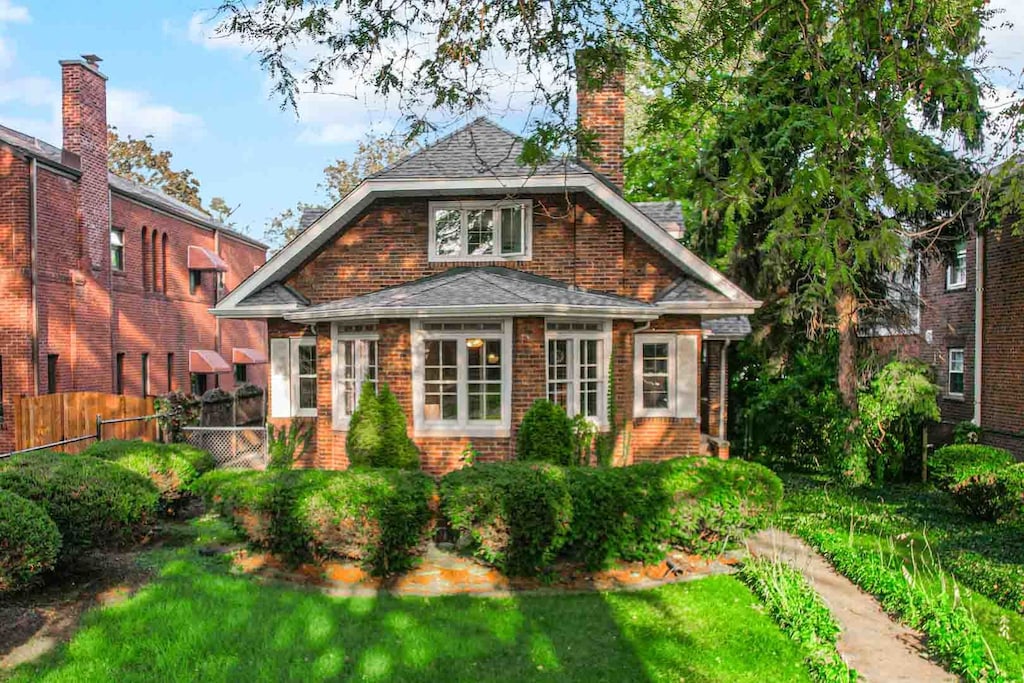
[189,349,231,374]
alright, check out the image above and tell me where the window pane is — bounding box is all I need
[547,339,570,408]
[468,338,501,420]
[500,206,523,254]
[467,209,494,255]
[299,377,317,409]
[642,342,670,410]
[580,339,599,417]
[424,340,458,421]
[365,340,378,384]
[435,209,461,255]
[299,345,316,375]
[643,377,669,409]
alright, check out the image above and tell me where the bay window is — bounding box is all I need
[545,321,610,426]
[332,323,378,429]
[412,320,512,436]
[429,201,531,261]
[633,334,699,419]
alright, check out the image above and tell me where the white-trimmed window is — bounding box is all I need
[946,242,967,290]
[429,200,531,261]
[332,323,379,429]
[411,320,512,436]
[269,337,318,418]
[545,320,610,427]
[948,348,965,396]
[633,333,699,419]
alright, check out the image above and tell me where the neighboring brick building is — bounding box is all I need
[0,56,268,452]
[873,231,1024,459]
[214,64,759,474]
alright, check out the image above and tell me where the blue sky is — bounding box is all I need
[1,0,1022,243]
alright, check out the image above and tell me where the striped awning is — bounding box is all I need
[187,245,228,272]
[189,349,231,374]
[232,347,267,365]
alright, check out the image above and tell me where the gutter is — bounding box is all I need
[29,157,39,395]
[973,233,984,426]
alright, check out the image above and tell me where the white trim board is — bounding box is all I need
[214,174,761,316]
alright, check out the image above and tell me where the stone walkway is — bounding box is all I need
[231,543,743,598]
[747,529,956,683]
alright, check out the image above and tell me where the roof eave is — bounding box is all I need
[210,303,305,319]
[283,303,660,323]
[657,302,760,315]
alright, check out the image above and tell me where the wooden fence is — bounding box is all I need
[13,392,157,454]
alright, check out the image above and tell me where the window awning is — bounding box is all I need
[232,347,268,365]
[187,245,229,272]
[189,349,231,374]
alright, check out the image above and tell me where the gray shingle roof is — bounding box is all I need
[300,207,327,230]
[0,123,266,249]
[656,277,731,304]
[370,118,587,180]
[287,266,655,321]
[238,282,310,308]
[634,201,684,238]
[702,316,752,338]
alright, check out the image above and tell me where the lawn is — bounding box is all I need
[4,517,813,683]
[778,474,1024,680]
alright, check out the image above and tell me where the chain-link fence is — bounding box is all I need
[181,426,268,469]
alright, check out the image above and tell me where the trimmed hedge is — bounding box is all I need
[929,445,1015,489]
[949,463,1024,521]
[441,462,573,575]
[83,440,215,505]
[441,457,783,575]
[196,467,435,574]
[0,452,158,555]
[947,551,1024,616]
[516,400,575,465]
[0,488,62,592]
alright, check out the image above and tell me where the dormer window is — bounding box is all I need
[429,200,531,262]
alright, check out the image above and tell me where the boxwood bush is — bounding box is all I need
[948,463,1024,521]
[441,462,573,575]
[196,467,435,574]
[83,440,215,505]
[0,488,62,592]
[0,452,158,555]
[441,457,783,575]
[516,400,575,465]
[929,444,1015,489]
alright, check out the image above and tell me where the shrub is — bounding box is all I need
[949,463,1024,521]
[929,444,1015,490]
[953,421,982,445]
[83,439,215,504]
[947,551,1024,616]
[0,452,158,555]
[154,391,201,442]
[267,421,313,470]
[346,382,420,469]
[441,462,573,575]
[516,400,575,465]
[738,557,856,682]
[441,457,782,574]
[0,489,62,592]
[196,467,434,574]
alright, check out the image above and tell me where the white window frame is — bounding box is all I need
[428,200,532,262]
[110,228,125,271]
[633,333,700,419]
[411,319,512,437]
[331,323,379,430]
[946,243,967,290]
[948,348,965,397]
[291,337,318,418]
[544,320,611,429]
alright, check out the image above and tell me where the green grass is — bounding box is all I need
[778,474,1024,680]
[5,517,812,683]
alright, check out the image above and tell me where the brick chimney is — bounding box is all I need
[576,49,626,188]
[61,55,109,271]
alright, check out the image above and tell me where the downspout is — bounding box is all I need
[28,157,39,396]
[214,229,222,389]
[718,339,730,440]
[973,233,984,426]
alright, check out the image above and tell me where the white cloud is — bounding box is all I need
[185,10,250,53]
[107,88,204,141]
[0,0,28,24]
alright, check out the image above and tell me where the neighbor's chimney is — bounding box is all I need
[576,49,626,188]
[61,54,109,272]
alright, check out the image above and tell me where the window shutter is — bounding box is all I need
[269,338,292,418]
[676,335,699,419]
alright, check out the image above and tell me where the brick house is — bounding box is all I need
[214,67,760,474]
[0,56,268,452]
[873,230,1024,459]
